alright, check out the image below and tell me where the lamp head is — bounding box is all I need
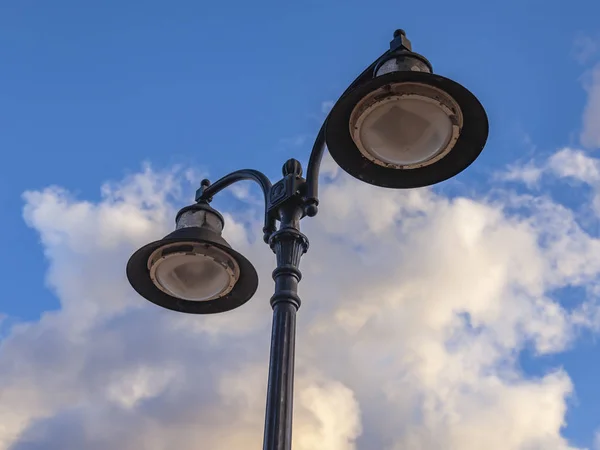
[325,30,488,189]
[126,202,258,314]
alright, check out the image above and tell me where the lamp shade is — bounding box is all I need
[126,203,258,314]
[325,70,488,189]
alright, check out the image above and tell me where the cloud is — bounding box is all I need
[226,181,264,207]
[2,153,600,448]
[574,34,600,150]
[573,34,600,65]
[580,64,600,149]
[321,100,335,114]
[497,160,544,188]
[594,430,600,450]
[548,148,600,183]
[502,147,600,223]
[278,135,308,151]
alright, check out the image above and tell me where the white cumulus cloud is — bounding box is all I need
[2,153,600,449]
[581,64,600,149]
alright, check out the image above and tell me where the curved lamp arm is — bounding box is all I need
[196,169,277,239]
[193,50,392,233]
[304,50,391,217]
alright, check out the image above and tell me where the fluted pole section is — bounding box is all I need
[262,197,308,450]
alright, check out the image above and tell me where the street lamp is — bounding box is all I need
[126,29,488,450]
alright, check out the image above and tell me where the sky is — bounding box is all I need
[1,0,600,448]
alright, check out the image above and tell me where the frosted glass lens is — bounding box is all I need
[358,97,453,166]
[154,253,232,301]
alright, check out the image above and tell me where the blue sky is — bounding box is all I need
[1,0,592,316]
[2,1,600,449]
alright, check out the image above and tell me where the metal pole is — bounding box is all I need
[262,174,309,450]
[263,302,298,450]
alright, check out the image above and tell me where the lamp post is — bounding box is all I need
[126,29,488,450]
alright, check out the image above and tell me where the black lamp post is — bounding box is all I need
[126,29,488,450]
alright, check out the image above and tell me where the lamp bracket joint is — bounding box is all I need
[267,159,307,223]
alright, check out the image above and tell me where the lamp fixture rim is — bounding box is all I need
[349,82,463,170]
[148,241,241,302]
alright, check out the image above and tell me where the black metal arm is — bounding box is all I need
[303,50,390,216]
[195,169,277,241]
[194,31,407,223]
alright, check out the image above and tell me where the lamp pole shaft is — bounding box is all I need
[263,201,308,450]
[263,302,298,450]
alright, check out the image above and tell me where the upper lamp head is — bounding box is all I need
[325,33,489,189]
[126,202,258,314]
